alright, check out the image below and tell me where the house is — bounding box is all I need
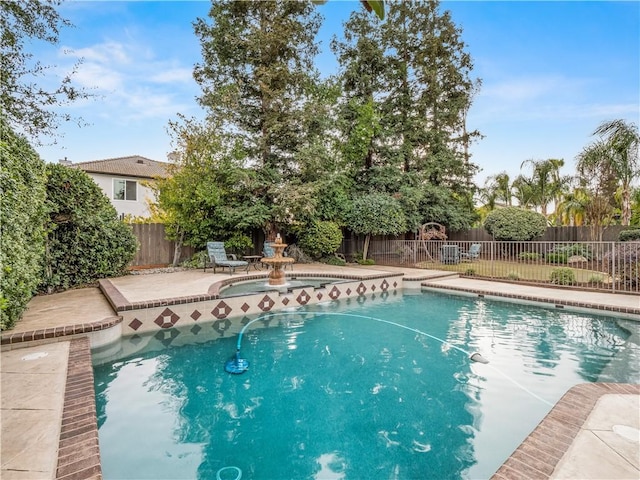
[60,155,169,218]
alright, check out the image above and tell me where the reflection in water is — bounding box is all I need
[93,292,635,480]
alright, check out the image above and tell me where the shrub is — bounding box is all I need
[357,258,376,265]
[506,271,520,280]
[519,252,540,261]
[587,274,605,285]
[548,243,593,261]
[39,164,138,293]
[550,267,576,285]
[183,251,208,269]
[619,229,640,242]
[464,268,476,276]
[0,120,48,330]
[298,221,343,260]
[483,207,547,241]
[225,233,253,256]
[322,255,346,266]
[545,252,568,264]
[603,242,640,287]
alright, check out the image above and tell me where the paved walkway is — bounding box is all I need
[1,265,638,479]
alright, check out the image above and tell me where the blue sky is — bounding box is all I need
[33,1,639,186]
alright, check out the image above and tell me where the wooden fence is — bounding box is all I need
[128,224,265,268]
[128,224,195,268]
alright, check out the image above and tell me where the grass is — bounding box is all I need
[415,259,609,284]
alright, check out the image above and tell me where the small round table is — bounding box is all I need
[243,255,263,270]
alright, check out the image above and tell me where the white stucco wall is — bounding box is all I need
[87,173,157,218]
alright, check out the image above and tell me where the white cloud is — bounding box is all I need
[63,41,132,65]
[72,62,123,91]
[54,39,201,122]
[150,68,194,84]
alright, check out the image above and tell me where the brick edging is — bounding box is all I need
[56,336,102,480]
[491,383,640,479]
[0,316,122,347]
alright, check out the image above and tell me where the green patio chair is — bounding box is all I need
[461,243,482,262]
[204,241,249,274]
[440,244,460,264]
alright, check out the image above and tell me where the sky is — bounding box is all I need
[32,0,639,186]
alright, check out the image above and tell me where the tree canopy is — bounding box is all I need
[161,0,480,252]
[1,0,90,141]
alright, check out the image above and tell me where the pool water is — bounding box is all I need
[93,291,639,479]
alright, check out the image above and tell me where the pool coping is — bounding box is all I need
[56,336,102,480]
[421,282,640,318]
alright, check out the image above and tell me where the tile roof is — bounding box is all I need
[71,155,170,179]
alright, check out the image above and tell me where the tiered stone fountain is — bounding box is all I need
[261,234,295,286]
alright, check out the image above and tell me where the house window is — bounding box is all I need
[113,179,137,201]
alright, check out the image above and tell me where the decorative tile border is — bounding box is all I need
[421,283,640,318]
[491,383,640,479]
[102,273,405,336]
[55,336,102,480]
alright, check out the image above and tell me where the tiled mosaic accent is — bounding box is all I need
[421,282,640,318]
[491,383,640,479]
[105,274,405,336]
[56,336,102,480]
[0,316,122,348]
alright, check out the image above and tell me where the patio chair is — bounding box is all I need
[204,241,249,274]
[440,244,460,264]
[461,243,481,262]
[262,241,293,270]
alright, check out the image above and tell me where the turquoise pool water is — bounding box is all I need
[93,291,639,479]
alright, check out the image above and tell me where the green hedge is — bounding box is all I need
[483,207,547,241]
[298,221,343,259]
[39,164,138,293]
[0,120,48,330]
[619,229,640,242]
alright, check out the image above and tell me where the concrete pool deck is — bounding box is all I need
[1,264,639,479]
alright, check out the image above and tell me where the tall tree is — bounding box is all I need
[1,0,90,141]
[193,1,322,236]
[575,140,617,240]
[194,1,320,175]
[332,1,479,233]
[331,8,387,182]
[589,120,639,225]
[381,1,480,187]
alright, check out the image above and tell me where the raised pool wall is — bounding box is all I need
[98,272,405,338]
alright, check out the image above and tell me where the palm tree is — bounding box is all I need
[511,174,535,209]
[554,186,590,226]
[519,158,569,218]
[589,119,639,225]
[480,171,511,209]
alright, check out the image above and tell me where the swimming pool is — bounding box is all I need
[92,290,639,479]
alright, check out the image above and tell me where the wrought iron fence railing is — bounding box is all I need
[364,240,640,295]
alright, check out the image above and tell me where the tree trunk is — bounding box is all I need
[172,229,184,266]
[363,234,371,261]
